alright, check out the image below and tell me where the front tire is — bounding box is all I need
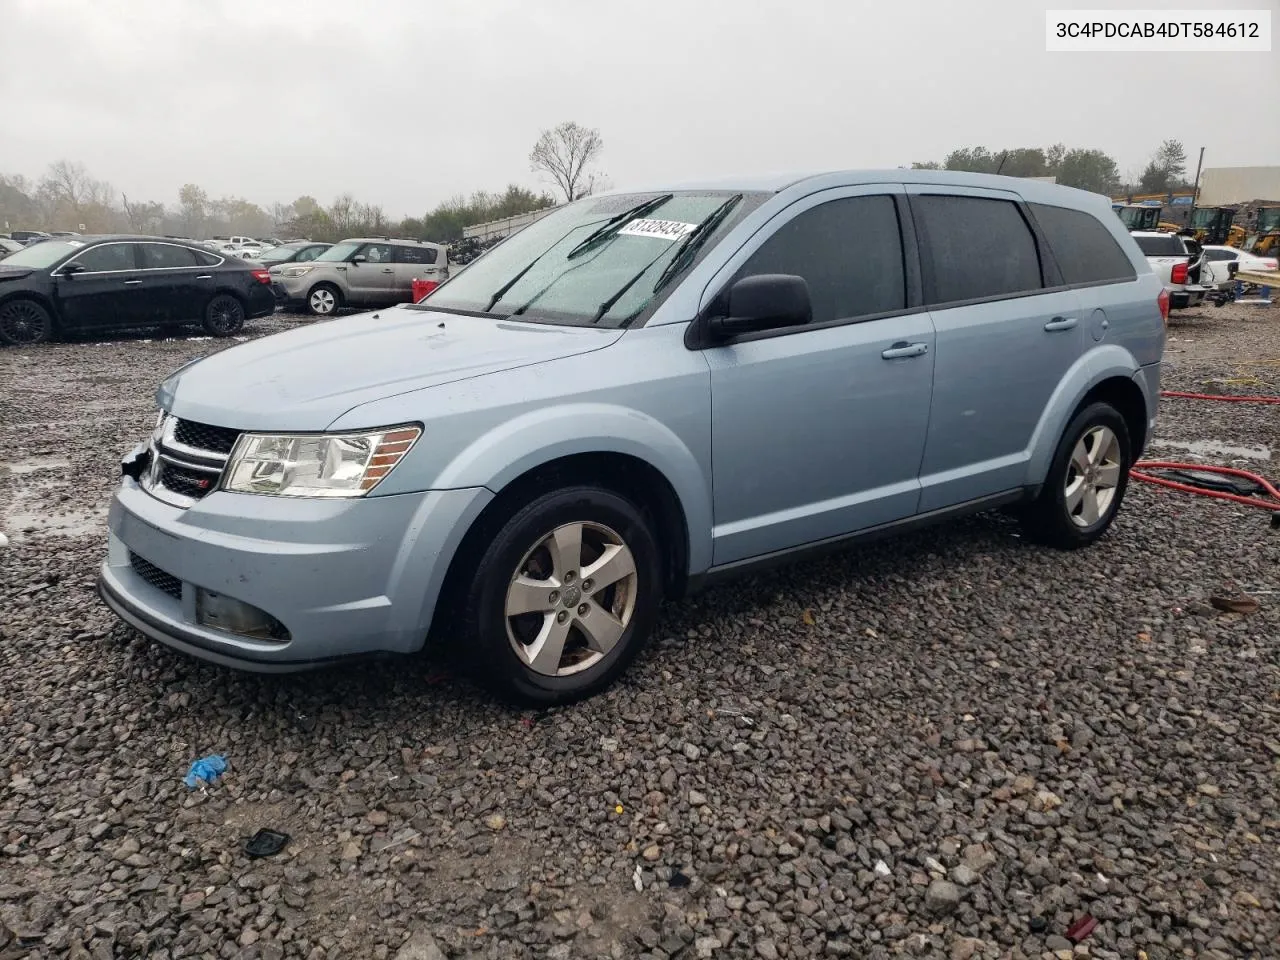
[0,299,54,346]
[307,283,341,317]
[1022,402,1131,549]
[460,486,663,706]
[202,295,245,336]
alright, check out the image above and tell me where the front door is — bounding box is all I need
[54,241,146,331]
[905,188,1085,511]
[346,242,397,304]
[699,187,937,567]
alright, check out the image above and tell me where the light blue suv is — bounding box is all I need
[99,171,1166,704]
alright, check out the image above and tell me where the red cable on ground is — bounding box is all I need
[1160,390,1280,404]
[1129,391,1280,513]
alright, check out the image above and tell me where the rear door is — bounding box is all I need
[54,241,146,330]
[393,244,444,300]
[907,187,1084,511]
[137,242,216,322]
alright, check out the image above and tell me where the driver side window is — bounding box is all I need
[731,196,906,325]
[71,243,136,273]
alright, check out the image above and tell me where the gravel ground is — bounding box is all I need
[2,304,1278,960]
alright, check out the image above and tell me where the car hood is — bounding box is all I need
[160,306,625,431]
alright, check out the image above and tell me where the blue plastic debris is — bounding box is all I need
[183,754,228,789]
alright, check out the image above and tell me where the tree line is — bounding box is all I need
[0,163,557,244]
[911,139,1194,197]
[0,122,609,245]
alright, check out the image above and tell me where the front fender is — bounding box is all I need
[1025,344,1144,485]
[431,403,714,575]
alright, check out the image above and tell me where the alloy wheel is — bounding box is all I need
[0,302,49,345]
[310,289,336,314]
[207,298,244,335]
[504,521,639,677]
[1064,425,1122,527]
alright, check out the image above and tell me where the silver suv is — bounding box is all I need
[100,171,1166,704]
[271,237,448,316]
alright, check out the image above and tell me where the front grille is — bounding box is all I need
[174,419,241,455]
[141,415,237,507]
[160,461,218,498]
[129,552,182,600]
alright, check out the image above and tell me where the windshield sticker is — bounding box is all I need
[66,240,84,247]
[618,218,699,242]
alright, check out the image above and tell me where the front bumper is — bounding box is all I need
[98,475,491,671]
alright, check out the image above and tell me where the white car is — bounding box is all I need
[1131,231,1210,310]
[1200,245,1279,286]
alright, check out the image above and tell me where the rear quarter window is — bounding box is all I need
[1029,203,1137,285]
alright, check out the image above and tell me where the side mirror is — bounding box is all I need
[707,274,812,340]
[351,255,367,264]
[62,262,86,276]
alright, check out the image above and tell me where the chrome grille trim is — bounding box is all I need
[140,414,239,508]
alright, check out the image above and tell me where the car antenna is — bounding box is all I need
[995,151,1009,176]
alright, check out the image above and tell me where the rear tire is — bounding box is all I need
[202,295,245,336]
[307,284,341,317]
[460,486,663,706]
[1022,402,1131,549]
[0,299,55,346]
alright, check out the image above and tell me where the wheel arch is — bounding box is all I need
[0,290,60,331]
[1026,346,1150,485]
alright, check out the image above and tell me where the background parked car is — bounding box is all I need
[1131,231,1209,310]
[0,238,24,256]
[10,230,51,245]
[0,235,276,345]
[270,236,448,315]
[1201,244,1280,286]
[254,240,331,268]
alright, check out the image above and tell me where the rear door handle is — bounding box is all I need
[123,279,143,285]
[195,274,212,280]
[881,341,929,360]
[382,268,395,274]
[1044,316,1078,331]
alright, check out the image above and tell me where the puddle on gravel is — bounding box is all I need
[1149,438,1273,462]
[2,484,107,541]
[2,455,71,475]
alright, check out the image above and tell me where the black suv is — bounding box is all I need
[0,236,277,345]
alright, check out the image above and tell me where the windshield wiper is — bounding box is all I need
[564,194,673,260]
[652,194,742,294]
[591,195,746,326]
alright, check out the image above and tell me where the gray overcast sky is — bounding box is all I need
[2,0,1277,216]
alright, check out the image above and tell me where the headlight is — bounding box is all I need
[281,265,314,278]
[223,425,421,498]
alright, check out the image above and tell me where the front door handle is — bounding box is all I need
[1044,316,1078,331]
[123,279,143,285]
[195,274,212,280]
[881,341,929,360]
[382,268,395,274]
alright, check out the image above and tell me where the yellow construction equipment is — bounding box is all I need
[1245,207,1280,257]
[1187,206,1237,245]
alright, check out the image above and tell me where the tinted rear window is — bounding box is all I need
[913,195,1043,305]
[1133,235,1185,257]
[1030,203,1137,285]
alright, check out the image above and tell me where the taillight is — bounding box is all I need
[1157,288,1170,323]
[1170,262,1188,284]
[251,269,271,284]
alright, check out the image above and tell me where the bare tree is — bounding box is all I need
[121,194,164,233]
[178,184,208,235]
[529,122,603,202]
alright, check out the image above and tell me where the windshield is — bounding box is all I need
[0,239,81,268]
[261,242,305,259]
[1258,210,1280,232]
[1134,235,1185,257]
[316,241,363,262]
[418,191,765,327]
